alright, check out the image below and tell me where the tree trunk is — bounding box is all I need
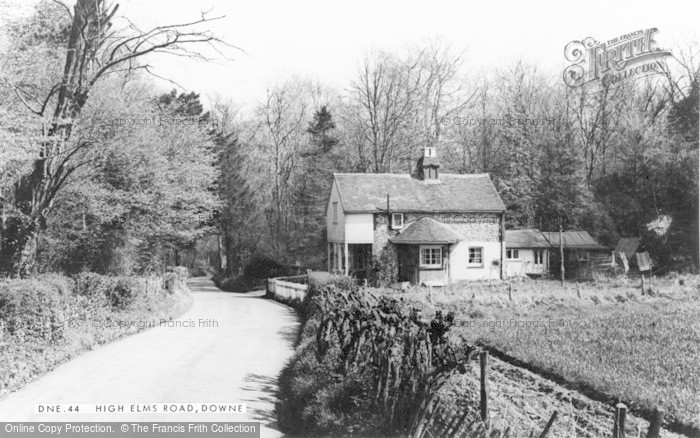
[218,232,227,272]
[559,221,565,286]
[12,225,39,278]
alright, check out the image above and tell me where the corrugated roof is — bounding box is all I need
[542,231,605,250]
[614,237,640,258]
[390,217,462,244]
[506,230,605,250]
[505,230,550,248]
[333,173,506,213]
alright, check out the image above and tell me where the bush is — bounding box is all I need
[307,271,356,291]
[163,272,187,294]
[111,277,145,308]
[0,279,68,343]
[73,272,143,309]
[243,254,299,279]
[33,273,74,296]
[277,280,475,436]
[0,272,192,397]
[166,266,188,279]
[369,247,398,287]
[298,272,357,316]
[212,272,265,292]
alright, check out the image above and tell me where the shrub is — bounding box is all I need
[295,272,356,316]
[0,272,192,397]
[278,281,475,436]
[73,273,140,309]
[163,272,187,294]
[0,279,68,343]
[74,272,110,298]
[369,247,398,287]
[212,273,265,292]
[243,254,299,279]
[110,277,144,308]
[166,266,188,279]
[307,271,355,292]
[33,273,74,296]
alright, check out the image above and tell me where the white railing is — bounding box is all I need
[267,276,309,302]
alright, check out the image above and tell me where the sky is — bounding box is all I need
[2,0,699,111]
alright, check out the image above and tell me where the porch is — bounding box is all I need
[327,242,373,279]
[396,244,451,285]
[391,217,462,286]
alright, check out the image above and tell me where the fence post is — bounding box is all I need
[646,407,664,438]
[480,350,489,428]
[612,402,627,438]
[508,282,512,301]
[576,281,581,299]
[539,411,558,438]
[641,275,645,296]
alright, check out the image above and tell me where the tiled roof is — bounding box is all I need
[506,230,605,250]
[390,217,462,244]
[505,230,550,248]
[333,173,506,213]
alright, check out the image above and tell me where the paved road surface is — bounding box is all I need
[0,277,299,437]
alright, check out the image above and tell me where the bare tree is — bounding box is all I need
[255,81,309,260]
[2,0,235,276]
[412,39,474,151]
[569,81,628,181]
[346,50,424,173]
[454,79,501,173]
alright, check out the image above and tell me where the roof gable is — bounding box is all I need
[333,173,506,213]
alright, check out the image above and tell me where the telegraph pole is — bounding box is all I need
[560,219,565,287]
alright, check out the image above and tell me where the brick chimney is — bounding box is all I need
[417,146,439,180]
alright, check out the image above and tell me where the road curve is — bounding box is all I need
[0,277,299,437]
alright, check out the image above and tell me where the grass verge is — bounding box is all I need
[0,271,192,397]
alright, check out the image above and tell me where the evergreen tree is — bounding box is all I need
[290,106,340,268]
[215,133,258,274]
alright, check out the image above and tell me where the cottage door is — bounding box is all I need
[398,245,418,283]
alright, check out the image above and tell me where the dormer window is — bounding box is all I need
[391,213,404,229]
[333,202,338,224]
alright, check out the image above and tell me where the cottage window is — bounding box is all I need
[420,246,442,268]
[468,247,483,266]
[534,250,544,265]
[506,249,519,259]
[333,202,338,224]
[392,213,404,229]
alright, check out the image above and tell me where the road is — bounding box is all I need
[0,277,299,437]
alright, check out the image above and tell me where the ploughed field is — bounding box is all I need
[376,275,700,435]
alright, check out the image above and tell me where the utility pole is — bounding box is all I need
[560,219,565,287]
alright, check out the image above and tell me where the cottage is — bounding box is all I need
[503,230,551,277]
[326,146,507,285]
[505,229,608,279]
